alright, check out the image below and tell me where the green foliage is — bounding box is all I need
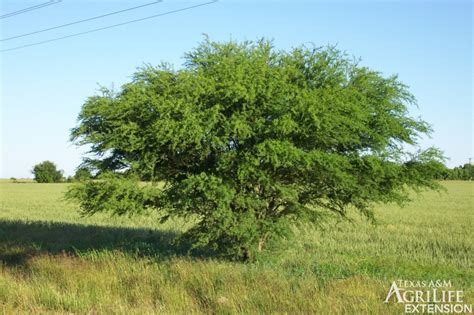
[69,38,444,260]
[447,163,474,180]
[73,167,93,182]
[431,163,474,180]
[66,173,159,216]
[32,161,63,183]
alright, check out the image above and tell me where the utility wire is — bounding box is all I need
[0,0,60,19]
[1,1,217,53]
[1,2,56,19]
[1,0,62,19]
[2,0,163,42]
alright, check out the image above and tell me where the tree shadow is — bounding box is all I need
[0,219,195,267]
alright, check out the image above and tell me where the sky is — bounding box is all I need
[0,0,472,178]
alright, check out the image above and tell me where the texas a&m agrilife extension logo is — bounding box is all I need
[384,280,472,314]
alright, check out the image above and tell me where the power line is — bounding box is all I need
[0,0,62,19]
[0,0,61,19]
[1,0,163,42]
[1,1,217,53]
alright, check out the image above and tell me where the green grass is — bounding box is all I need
[0,181,472,313]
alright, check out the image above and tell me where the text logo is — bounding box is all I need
[384,280,472,314]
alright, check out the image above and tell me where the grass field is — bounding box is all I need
[0,180,472,314]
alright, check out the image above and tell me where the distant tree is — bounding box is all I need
[68,38,445,260]
[447,163,474,180]
[74,167,93,181]
[32,161,63,183]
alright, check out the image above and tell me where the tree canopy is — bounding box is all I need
[73,167,93,182]
[68,38,444,259]
[442,163,474,180]
[32,161,63,183]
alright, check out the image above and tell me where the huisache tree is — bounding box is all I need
[68,38,445,260]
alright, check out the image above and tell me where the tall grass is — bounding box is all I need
[0,181,472,313]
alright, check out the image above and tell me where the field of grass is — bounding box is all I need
[0,180,472,314]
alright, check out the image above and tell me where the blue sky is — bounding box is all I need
[1,0,472,178]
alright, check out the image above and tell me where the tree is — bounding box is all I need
[68,38,445,260]
[32,161,63,183]
[73,167,93,182]
[447,163,474,180]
